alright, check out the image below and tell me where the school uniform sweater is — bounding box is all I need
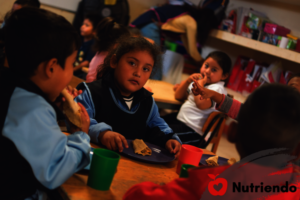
[75,70,181,147]
[0,70,90,200]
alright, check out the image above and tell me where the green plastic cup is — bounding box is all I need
[179,164,196,178]
[87,148,120,190]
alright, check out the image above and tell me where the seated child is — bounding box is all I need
[124,84,300,200]
[1,0,40,28]
[1,8,91,199]
[76,37,182,157]
[86,17,130,83]
[73,13,102,79]
[163,51,231,145]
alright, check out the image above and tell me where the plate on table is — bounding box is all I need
[121,139,175,164]
[199,154,229,166]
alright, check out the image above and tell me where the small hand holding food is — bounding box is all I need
[192,77,213,100]
[187,73,203,84]
[165,139,181,159]
[100,131,129,152]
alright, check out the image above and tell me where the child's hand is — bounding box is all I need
[192,78,214,100]
[165,139,181,159]
[69,103,90,134]
[187,73,204,84]
[100,131,129,152]
[62,85,82,101]
[173,83,180,91]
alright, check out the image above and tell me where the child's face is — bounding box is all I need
[50,51,77,101]
[111,50,154,96]
[288,77,300,92]
[200,57,228,84]
[80,19,94,37]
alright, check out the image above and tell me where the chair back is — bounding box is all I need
[198,112,226,153]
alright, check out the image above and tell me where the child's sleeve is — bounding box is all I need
[216,94,242,120]
[3,89,91,189]
[75,88,112,143]
[145,98,182,147]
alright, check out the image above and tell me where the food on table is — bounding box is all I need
[61,88,82,128]
[206,155,219,167]
[227,158,237,165]
[132,139,152,156]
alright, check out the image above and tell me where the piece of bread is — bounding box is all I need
[61,88,82,128]
[206,155,219,167]
[227,158,237,165]
[132,139,152,156]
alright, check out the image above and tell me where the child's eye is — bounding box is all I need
[143,67,150,72]
[205,63,209,68]
[129,61,136,66]
[211,68,217,72]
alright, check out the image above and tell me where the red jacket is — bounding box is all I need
[123,163,300,200]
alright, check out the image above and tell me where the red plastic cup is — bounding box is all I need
[176,144,203,174]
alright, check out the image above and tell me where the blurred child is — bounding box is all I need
[76,37,182,157]
[124,84,300,200]
[1,0,40,28]
[1,8,91,199]
[73,13,102,79]
[85,17,130,83]
[163,51,231,146]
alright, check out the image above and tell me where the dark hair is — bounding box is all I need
[83,13,102,30]
[3,8,80,78]
[237,84,300,156]
[15,0,40,8]
[97,37,161,79]
[94,17,130,53]
[128,27,142,37]
[205,51,231,75]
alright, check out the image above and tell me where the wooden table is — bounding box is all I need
[60,141,213,200]
[145,80,182,110]
[69,76,85,88]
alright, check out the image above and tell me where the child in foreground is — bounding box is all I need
[73,13,102,79]
[123,84,300,200]
[86,17,130,83]
[163,51,231,145]
[1,8,91,199]
[76,37,182,157]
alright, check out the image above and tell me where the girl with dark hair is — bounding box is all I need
[163,51,231,146]
[76,37,182,157]
[86,17,130,82]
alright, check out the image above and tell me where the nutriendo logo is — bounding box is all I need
[207,174,228,196]
[207,174,298,196]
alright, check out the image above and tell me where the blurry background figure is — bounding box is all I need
[1,0,40,28]
[73,0,129,36]
[130,1,229,83]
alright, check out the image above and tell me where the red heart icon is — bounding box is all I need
[207,174,228,196]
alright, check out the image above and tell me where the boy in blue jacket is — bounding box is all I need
[1,8,90,200]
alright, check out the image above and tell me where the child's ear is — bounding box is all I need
[110,54,117,69]
[44,58,58,78]
[227,121,238,143]
[221,73,229,81]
